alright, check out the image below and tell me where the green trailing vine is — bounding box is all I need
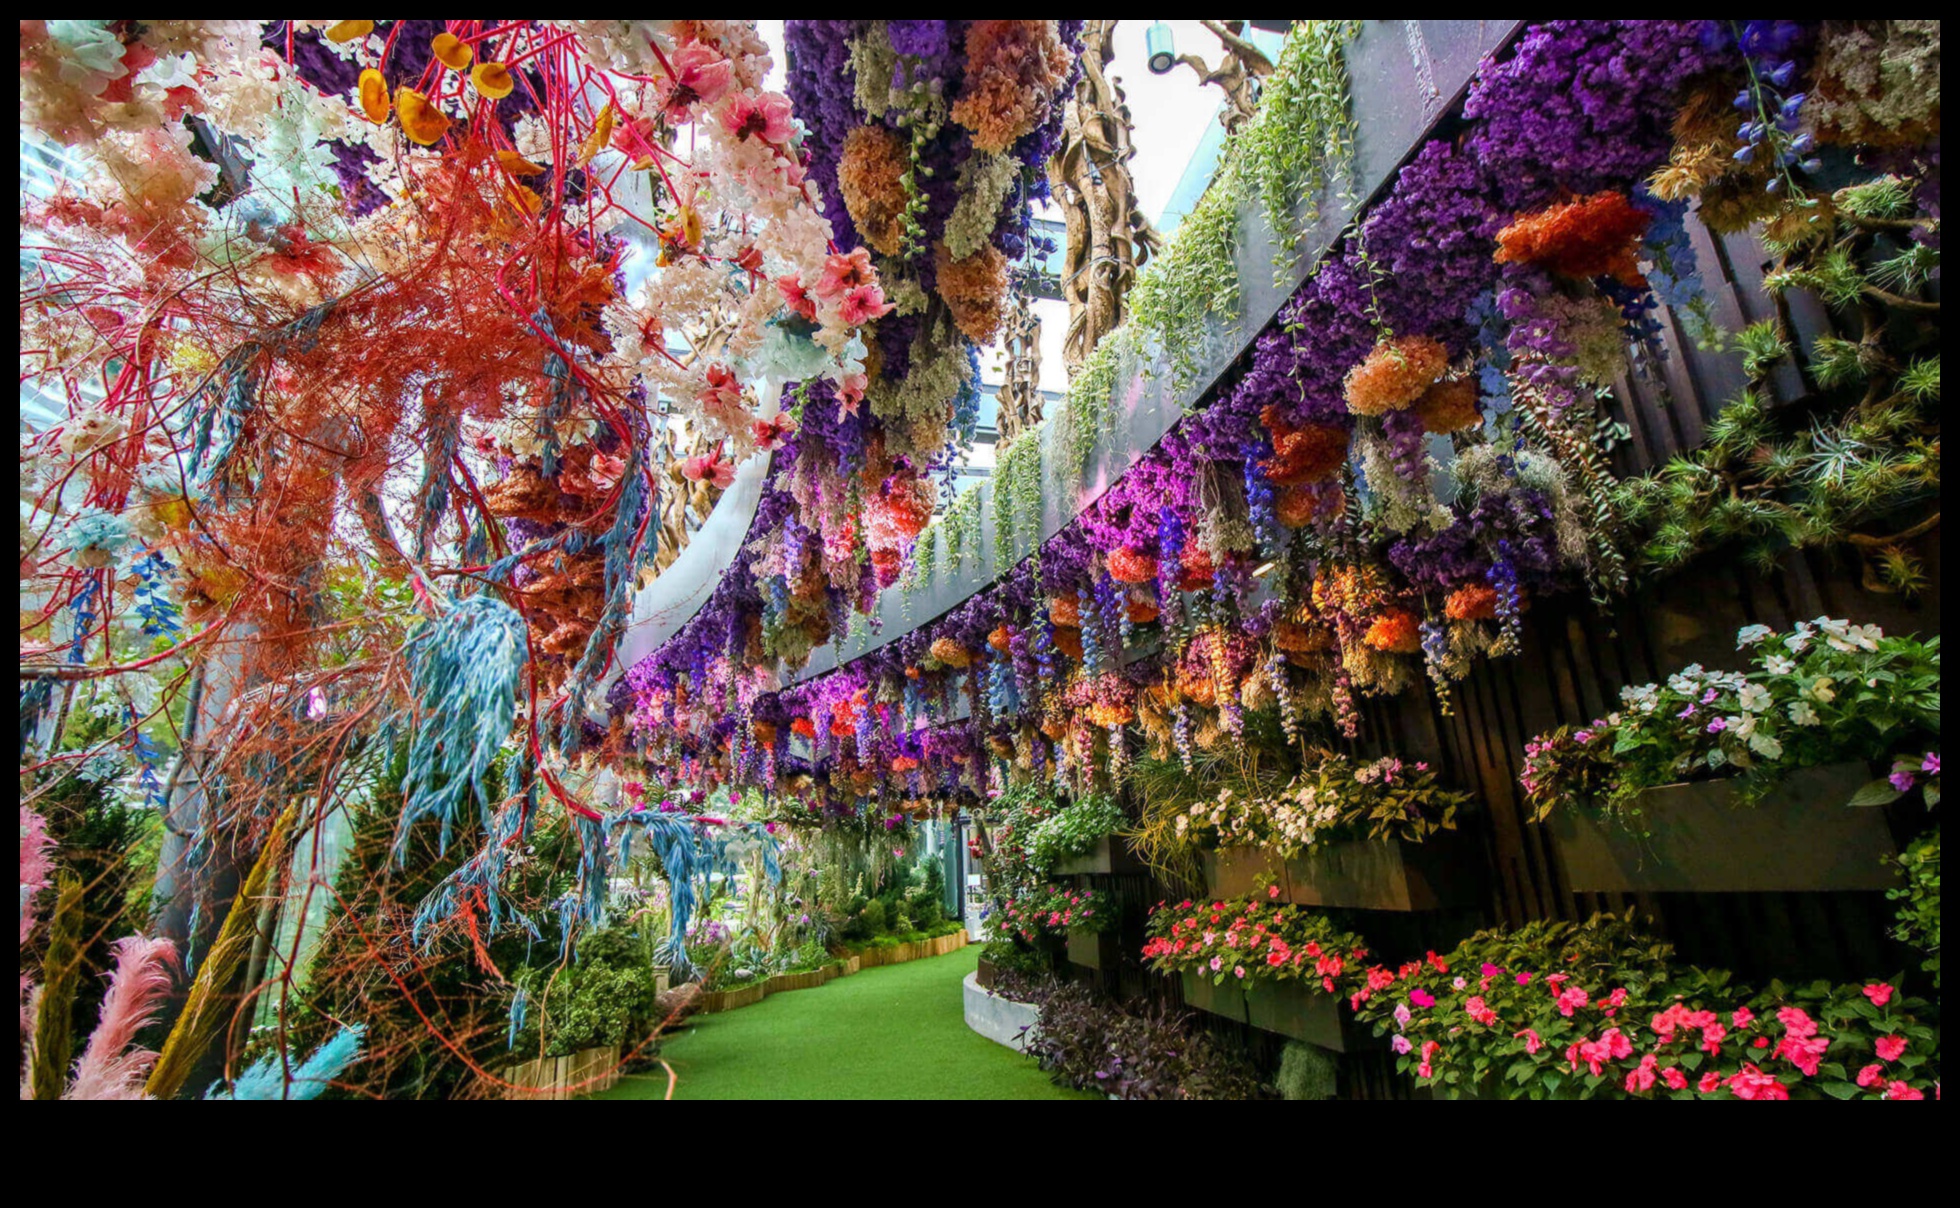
[942,484,982,571]
[991,428,1046,567]
[1127,21,1362,395]
[1055,334,1125,488]
[1888,827,1940,989]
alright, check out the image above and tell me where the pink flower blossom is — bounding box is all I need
[1856,1063,1886,1088]
[815,248,876,299]
[775,274,817,320]
[1775,1030,1829,1077]
[1725,1063,1790,1101]
[656,42,734,123]
[1417,1039,1441,1080]
[1409,987,1435,1008]
[1863,982,1895,1008]
[1886,1080,1925,1100]
[722,91,794,144]
[1514,1028,1542,1054]
[1876,1035,1907,1062]
[837,283,894,325]
[1625,1052,1659,1093]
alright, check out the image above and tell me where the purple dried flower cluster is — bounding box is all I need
[1464,20,1729,210]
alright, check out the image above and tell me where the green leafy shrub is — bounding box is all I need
[1028,793,1126,870]
[1521,618,1940,825]
[1889,828,1941,988]
[509,923,659,1059]
[1276,1040,1339,1101]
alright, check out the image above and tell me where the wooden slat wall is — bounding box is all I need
[1358,212,1941,987]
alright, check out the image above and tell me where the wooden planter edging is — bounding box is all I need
[848,928,969,969]
[502,1044,623,1099]
[1548,762,1898,893]
[697,957,861,1014]
[1052,835,1144,876]
[1065,927,1120,971]
[1203,835,1476,912]
[1178,972,1357,1052]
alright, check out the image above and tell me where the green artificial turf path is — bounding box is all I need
[596,945,1092,1100]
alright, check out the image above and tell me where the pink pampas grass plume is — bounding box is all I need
[19,806,54,947]
[63,936,178,1101]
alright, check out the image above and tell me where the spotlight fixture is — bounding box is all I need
[1145,22,1176,75]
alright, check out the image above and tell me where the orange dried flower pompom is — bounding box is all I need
[1086,701,1135,728]
[1047,595,1081,628]
[1177,547,1216,592]
[431,31,473,70]
[870,546,903,589]
[751,721,778,746]
[949,20,1072,154]
[866,474,934,544]
[1411,376,1482,435]
[935,242,1009,344]
[1274,619,1335,656]
[1053,626,1085,661]
[837,125,909,256]
[497,149,547,176]
[1344,335,1449,416]
[395,87,451,145]
[1040,717,1068,742]
[471,61,516,99]
[1363,609,1423,654]
[905,665,922,680]
[987,733,1017,758]
[1126,596,1160,625]
[1177,673,1218,708]
[1495,191,1653,287]
[1276,484,1320,529]
[891,755,921,773]
[790,717,816,739]
[325,20,374,44]
[1445,583,1499,622]
[1106,546,1158,584]
[987,624,1015,654]
[1261,416,1350,486]
[358,68,390,124]
[929,637,972,668]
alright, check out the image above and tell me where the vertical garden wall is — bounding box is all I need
[19,20,1940,1100]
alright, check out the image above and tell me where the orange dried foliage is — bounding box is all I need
[934,241,1008,344]
[949,21,1072,154]
[837,125,909,256]
[1411,377,1482,434]
[1494,191,1652,287]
